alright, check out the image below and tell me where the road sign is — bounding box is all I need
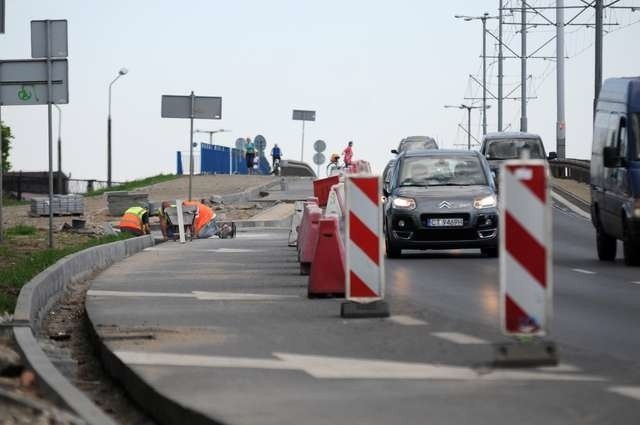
[292,109,316,121]
[313,152,325,165]
[499,160,552,336]
[31,20,68,58]
[313,139,326,153]
[0,59,69,105]
[235,138,246,150]
[161,95,222,120]
[254,135,266,152]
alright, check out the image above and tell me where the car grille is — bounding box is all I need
[413,228,478,241]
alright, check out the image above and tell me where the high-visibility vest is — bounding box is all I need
[183,201,216,237]
[119,206,146,232]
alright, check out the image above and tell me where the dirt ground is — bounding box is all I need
[2,174,277,233]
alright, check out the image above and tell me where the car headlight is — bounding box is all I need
[474,194,497,209]
[392,197,416,210]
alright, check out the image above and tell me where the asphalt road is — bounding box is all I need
[84,201,640,425]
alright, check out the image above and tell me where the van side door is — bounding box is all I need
[603,113,629,238]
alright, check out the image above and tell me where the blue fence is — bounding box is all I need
[177,143,270,175]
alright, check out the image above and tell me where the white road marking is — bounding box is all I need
[432,332,489,345]
[87,290,296,301]
[572,268,597,275]
[551,191,590,220]
[143,247,259,253]
[536,364,581,372]
[114,351,604,382]
[388,315,428,326]
[608,386,640,401]
[632,281,640,285]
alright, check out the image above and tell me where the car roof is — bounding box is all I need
[482,131,542,141]
[400,149,481,158]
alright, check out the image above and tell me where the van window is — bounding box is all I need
[632,113,640,160]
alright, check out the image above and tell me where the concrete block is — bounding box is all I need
[492,339,558,367]
[341,300,390,319]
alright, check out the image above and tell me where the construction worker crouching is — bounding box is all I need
[119,206,151,236]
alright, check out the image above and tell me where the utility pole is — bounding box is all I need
[498,0,504,132]
[556,0,566,159]
[520,0,528,132]
[454,13,499,135]
[445,104,486,150]
[594,0,604,117]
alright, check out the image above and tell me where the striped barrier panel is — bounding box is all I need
[499,160,553,336]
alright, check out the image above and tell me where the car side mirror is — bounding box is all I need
[391,149,398,155]
[603,146,620,168]
[548,151,558,160]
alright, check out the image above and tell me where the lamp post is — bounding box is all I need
[195,129,232,174]
[53,103,62,194]
[107,67,128,187]
[454,13,499,135]
[445,104,488,150]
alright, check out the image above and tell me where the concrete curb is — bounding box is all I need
[219,179,280,204]
[85,317,223,425]
[12,235,154,425]
[234,214,294,229]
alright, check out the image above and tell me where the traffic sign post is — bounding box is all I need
[162,93,222,200]
[494,159,557,366]
[292,109,316,163]
[341,175,389,318]
[313,139,326,177]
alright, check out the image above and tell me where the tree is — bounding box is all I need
[1,122,12,173]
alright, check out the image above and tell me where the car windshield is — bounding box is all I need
[633,113,640,160]
[398,156,487,187]
[485,138,545,160]
[400,139,437,152]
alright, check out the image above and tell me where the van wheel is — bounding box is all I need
[596,228,617,261]
[481,247,499,258]
[623,221,640,266]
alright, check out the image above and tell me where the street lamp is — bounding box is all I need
[194,129,233,175]
[454,13,499,135]
[445,104,490,150]
[53,104,62,194]
[107,67,128,187]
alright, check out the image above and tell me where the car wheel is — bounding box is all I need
[385,234,401,258]
[623,221,640,266]
[481,247,499,258]
[596,227,617,261]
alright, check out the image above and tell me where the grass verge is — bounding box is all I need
[0,232,132,314]
[87,174,178,197]
[2,196,29,206]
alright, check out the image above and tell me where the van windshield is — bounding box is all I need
[633,113,640,160]
[485,139,546,160]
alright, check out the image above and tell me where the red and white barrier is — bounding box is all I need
[499,160,552,336]
[345,175,385,301]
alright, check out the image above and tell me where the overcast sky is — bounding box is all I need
[2,0,639,181]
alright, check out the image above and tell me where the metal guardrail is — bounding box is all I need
[549,159,590,184]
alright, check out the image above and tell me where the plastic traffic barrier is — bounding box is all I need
[308,216,346,298]
[313,175,340,207]
[297,198,319,257]
[299,206,322,275]
[341,175,389,318]
[288,201,305,247]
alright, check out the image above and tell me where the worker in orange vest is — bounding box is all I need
[183,200,219,238]
[119,206,150,236]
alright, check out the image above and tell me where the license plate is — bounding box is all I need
[427,218,464,227]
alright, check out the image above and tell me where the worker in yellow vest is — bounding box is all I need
[119,206,150,236]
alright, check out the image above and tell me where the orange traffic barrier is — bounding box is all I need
[313,175,340,207]
[308,216,346,298]
[299,206,322,275]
